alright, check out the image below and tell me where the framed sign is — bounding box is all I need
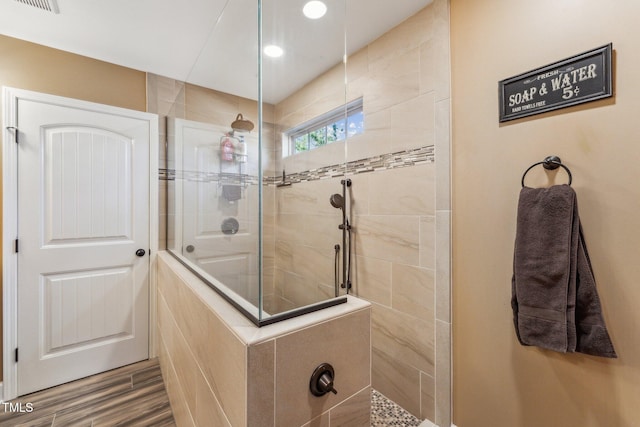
[499,44,613,122]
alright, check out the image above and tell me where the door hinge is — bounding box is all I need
[6,126,19,144]
[15,348,18,362]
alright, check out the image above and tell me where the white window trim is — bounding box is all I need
[283,97,363,157]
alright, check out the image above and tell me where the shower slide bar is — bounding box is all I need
[330,179,352,297]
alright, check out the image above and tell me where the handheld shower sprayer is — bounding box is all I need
[329,193,344,210]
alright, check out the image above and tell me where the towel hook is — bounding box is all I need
[521,155,573,187]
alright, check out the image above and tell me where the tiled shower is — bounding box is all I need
[148,0,451,425]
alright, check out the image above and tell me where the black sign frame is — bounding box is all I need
[499,44,612,122]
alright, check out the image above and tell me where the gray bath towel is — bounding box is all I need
[511,184,616,358]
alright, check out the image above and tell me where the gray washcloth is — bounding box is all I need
[222,185,242,202]
[511,184,616,358]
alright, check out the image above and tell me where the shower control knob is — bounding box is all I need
[310,363,338,396]
[317,372,338,395]
[135,249,146,257]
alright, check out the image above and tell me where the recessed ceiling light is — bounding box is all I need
[303,1,327,19]
[264,45,284,58]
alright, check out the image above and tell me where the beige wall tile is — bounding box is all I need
[277,179,340,216]
[420,372,436,422]
[435,98,451,211]
[353,255,392,306]
[431,0,451,103]
[157,258,247,427]
[368,6,434,64]
[291,244,335,287]
[346,48,369,83]
[347,173,370,216]
[345,113,392,162]
[368,164,435,216]
[365,47,420,114]
[419,39,438,96]
[247,340,276,427]
[274,309,371,427]
[195,371,232,427]
[161,338,197,427]
[435,320,451,427]
[372,347,420,416]
[283,142,345,173]
[275,240,294,272]
[167,307,199,415]
[302,413,330,427]
[420,215,436,269]
[196,309,247,427]
[329,386,371,426]
[389,92,436,152]
[435,210,451,323]
[392,264,435,320]
[353,215,420,265]
[281,269,330,309]
[185,84,241,125]
[371,303,434,375]
[157,291,174,352]
[276,213,341,250]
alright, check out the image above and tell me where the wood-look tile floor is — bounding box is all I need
[0,359,175,427]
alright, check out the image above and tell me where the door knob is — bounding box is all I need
[135,249,146,257]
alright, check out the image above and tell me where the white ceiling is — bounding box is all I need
[0,0,432,104]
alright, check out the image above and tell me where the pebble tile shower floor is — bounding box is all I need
[371,389,423,427]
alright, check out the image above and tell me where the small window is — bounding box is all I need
[284,98,364,156]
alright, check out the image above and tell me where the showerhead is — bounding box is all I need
[230,113,254,133]
[330,193,344,210]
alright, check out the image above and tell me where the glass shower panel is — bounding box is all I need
[169,118,260,313]
[261,0,349,315]
[166,0,263,321]
[166,0,350,325]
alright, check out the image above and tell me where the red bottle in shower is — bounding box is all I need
[220,135,235,162]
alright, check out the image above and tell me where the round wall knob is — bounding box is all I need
[135,249,146,257]
[310,363,338,396]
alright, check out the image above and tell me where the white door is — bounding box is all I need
[172,118,258,301]
[5,89,154,396]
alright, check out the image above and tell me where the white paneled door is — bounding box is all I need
[4,88,155,396]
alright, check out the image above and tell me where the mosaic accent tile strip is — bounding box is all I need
[371,389,423,427]
[159,168,259,186]
[268,144,435,186]
[160,145,435,186]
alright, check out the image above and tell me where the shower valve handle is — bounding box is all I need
[317,372,338,395]
[310,363,338,397]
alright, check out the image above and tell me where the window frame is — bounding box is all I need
[284,98,363,156]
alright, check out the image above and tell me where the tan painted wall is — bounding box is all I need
[0,35,146,110]
[451,1,640,426]
[0,35,147,382]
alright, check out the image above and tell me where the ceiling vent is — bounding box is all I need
[13,0,59,14]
